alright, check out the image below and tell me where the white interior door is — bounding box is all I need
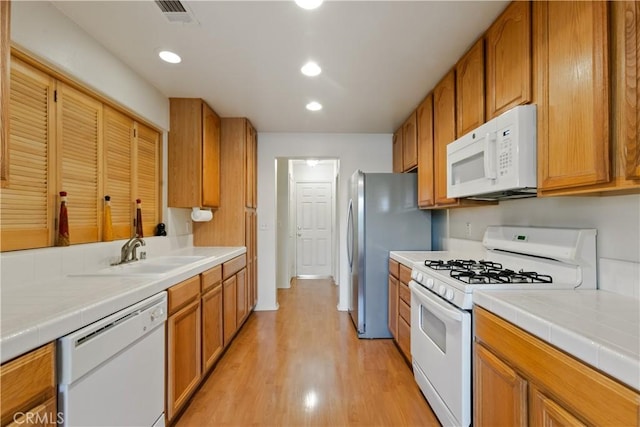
[296,182,332,277]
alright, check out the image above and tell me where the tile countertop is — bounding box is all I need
[389,249,486,269]
[389,251,443,267]
[474,290,640,392]
[0,246,245,364]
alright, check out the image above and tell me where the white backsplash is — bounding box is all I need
[446,194,640,299]
[442,237,639,299]
[598,258,640,299]
[0,235,193,290]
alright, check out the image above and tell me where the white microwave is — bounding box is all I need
[446,104,537,200]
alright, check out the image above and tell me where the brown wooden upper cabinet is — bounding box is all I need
[620,1,639,181]
[245,121,257,209]
[535,1,614,194]
[168,98,221,208]
[392,112,418,173]
[417,93,435,208]
[485,0,532,120]
[392,127,403,173]
[402,111,418,171]
[433,70,458,206]
[456,38,485,137]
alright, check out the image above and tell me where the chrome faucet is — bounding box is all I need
[119,235,146,264]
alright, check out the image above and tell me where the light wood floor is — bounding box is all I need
[175,278,440,426]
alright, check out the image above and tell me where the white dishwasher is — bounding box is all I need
[58,292,167,427]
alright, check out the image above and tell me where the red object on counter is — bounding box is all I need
[135,198,143,237]
[57,191,70,246]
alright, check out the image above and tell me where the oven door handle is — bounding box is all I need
[410,281,464,323]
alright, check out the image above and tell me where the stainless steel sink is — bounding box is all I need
[69,255,208,277]
[145,255,207,265]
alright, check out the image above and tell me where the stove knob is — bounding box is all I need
[445,289,454,301]
[438,285,446,296]
[417,272,424,282]
[426,278,435,289]
[411,270,416,279]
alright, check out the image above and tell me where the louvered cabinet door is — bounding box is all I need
[134,123,160,237]
[56,83,103,244]
[103,107,133,240]
[0,58,55,251]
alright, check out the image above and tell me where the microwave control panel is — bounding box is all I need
[498,129,514,176]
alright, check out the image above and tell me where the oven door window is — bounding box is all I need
[421,304,447,353]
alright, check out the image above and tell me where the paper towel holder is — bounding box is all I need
[191,207,213,222]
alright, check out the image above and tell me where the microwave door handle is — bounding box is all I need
[484,132,497,180]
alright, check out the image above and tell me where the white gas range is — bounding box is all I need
[409,226,597,427]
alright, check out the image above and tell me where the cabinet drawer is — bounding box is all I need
[398,317,411,361]
[201,265,222,293]
[168,275,201,315]
[1,343,55,426]
[7,397,57,427]
[389,258,399,278]
[399,281,411,305]
[399,299,411,325]
[223,254,247,280]
[399,264,412,285]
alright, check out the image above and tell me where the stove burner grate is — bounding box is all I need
[424,259,552,285]
[424,259,503,271]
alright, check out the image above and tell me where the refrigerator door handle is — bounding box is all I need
[347,199,354,270]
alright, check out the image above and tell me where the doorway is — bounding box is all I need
[295,181,332,277]
[275,158,339,288]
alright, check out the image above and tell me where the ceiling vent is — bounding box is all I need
[154,0,198,25]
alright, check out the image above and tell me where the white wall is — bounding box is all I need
[10,1,194,240]
[257,133,392,311]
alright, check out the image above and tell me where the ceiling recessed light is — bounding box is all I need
[301,61,322,77]
[295,0,323,10]
[306,101,322,111]
[158,50,182,64]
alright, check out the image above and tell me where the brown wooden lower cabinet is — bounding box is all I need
[397,317,411,360]
[201,283,223,373]
[236,267,247,325]
[166,257,252,424]
[529,386,587,427]
[7,397,57,427]
[474,341,527,427]
[0,343,57,427]
[388,258,412,364]
[222,254,248,347]
[223,274,237,347]
[474,306,640,426]
[388,274,398,339]
[166,298,202,423]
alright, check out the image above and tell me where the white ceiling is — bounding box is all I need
[51,0,509,133]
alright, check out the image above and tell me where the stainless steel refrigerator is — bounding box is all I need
[347,170,431,338]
